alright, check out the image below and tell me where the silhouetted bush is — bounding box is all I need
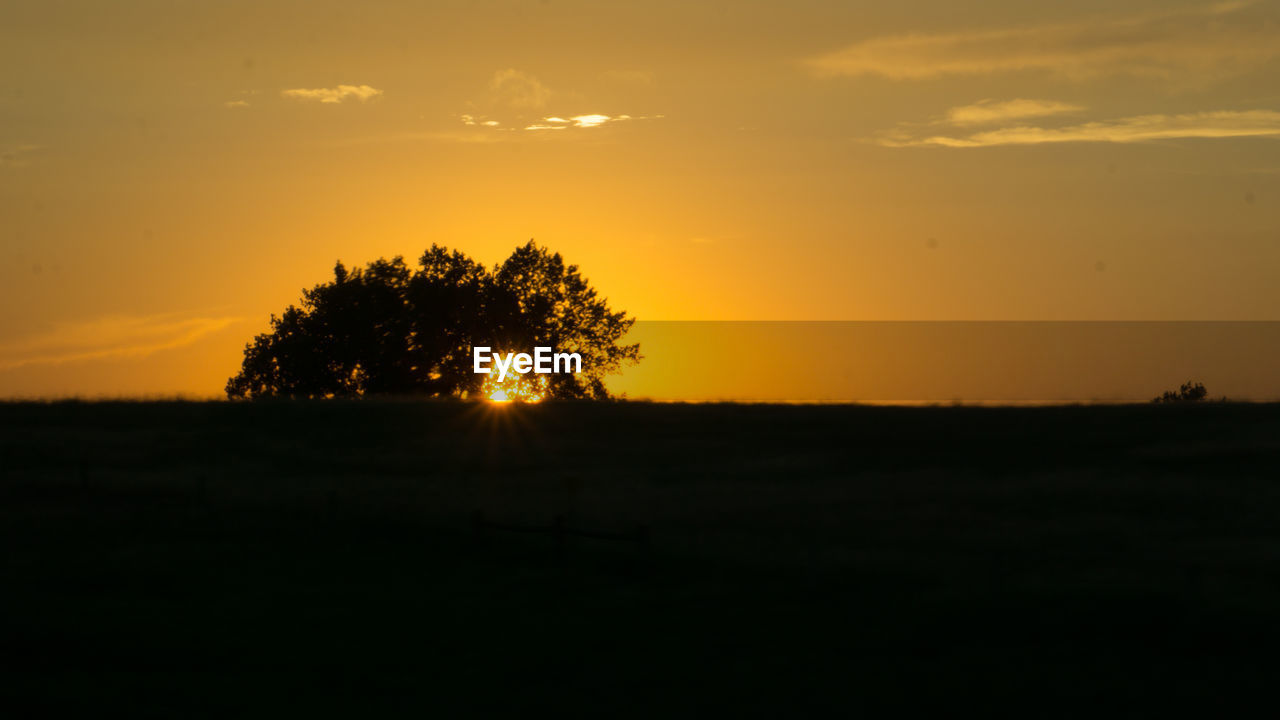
[226,241,639,400]
[1152,381,1209,404]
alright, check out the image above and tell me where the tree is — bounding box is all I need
[226,241,640,400]
[1152,381,1210,404]
[225,258,416,399]
[407,246,492,397]
[488,242,639,399]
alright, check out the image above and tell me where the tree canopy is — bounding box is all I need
[226,241,640,400]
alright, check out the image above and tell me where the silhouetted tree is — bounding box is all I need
[1152,381,1209,404]
[226,241,639,400]
[407,246,493,397]
[488,242,638,399]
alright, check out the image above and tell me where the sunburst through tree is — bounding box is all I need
[478,371,548,404]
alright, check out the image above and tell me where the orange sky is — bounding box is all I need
[2,0,1279,398]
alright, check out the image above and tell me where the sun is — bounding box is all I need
[480,372,547,404]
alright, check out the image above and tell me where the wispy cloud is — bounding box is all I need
[0,313,240,371]
[570,114,611,128]
[879,109,1280,148]
[520,114,660,131]
[807,2,1277,81]
[490,69,551,109]
[459,114,500,127]
[946,99,1084,126]
[224,99,250,109]
[524,114,614,130]
[453,71,662,138]
[282,84,383,104]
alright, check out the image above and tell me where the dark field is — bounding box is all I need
[3,400,1280,716]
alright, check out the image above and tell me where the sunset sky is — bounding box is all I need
[2,0,1280,398]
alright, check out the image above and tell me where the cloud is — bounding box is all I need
[0,313,240,371]
[224,99,250,109]
[461,71,662,136]
[879,109,1280,147]
[459,114,501,127]
[806,2,1278,81]
[281,84,383,104]
[570,114,610,128]
[465,71,662,135]
[0,144,42,167]
[946,99,1084,125]
[521,114,658,131]
[489,69,551,109]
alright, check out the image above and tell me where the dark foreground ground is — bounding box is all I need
[3,400,1280,716]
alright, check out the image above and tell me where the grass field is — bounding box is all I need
[3,400,1280,716]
